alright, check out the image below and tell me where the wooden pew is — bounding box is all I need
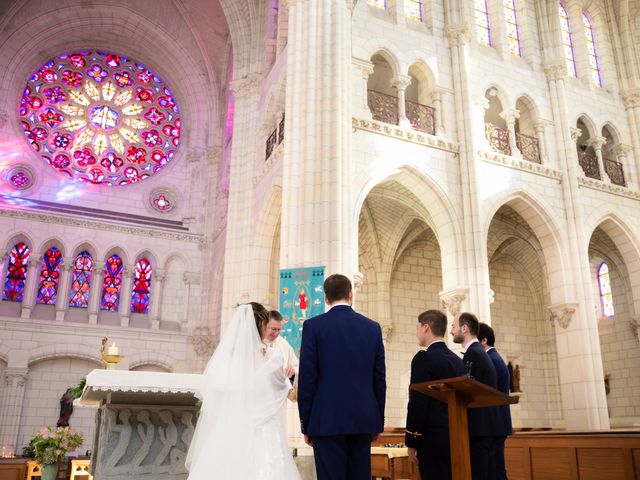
[0,458,28,480]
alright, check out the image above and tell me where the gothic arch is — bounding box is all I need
[484,190,567,304]
[252,185,282,303]
[28,344,102,367]
[126,355,174,372]
[36,237,66,258]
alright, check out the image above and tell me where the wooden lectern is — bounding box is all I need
[410,376,519,480]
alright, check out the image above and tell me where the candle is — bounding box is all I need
[107,343,119,355]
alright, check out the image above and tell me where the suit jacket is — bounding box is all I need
[487,347,513,436]
[463,341,504,437]
[297,305,386,437]
[405,341,465,454]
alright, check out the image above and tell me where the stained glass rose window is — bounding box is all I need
[19,51,181,186]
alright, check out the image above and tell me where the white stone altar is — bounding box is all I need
[80,370,202,480]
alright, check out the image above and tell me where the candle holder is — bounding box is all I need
[101,353,124,370]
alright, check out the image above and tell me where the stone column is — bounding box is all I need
[587,136,607,182]
[613,144,633,187]
[0,249,6,294]
[280,0,355,278]
[220,72,262,329]
[352,58,374,118]
[118,265,134,327]
[433,87,446,136]
[150,268,165,330]
[544,59,609,429]
[55,258,73,322]
[500,108,521,158]
[392,75,412,128]
[621,89,640,186]
[88,269,104,324]
[0,368,28,451]
[183,272,201,332]
[20,258,40,319]
[534,120,550,164]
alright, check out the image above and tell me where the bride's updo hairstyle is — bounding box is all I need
[250,302,270,337]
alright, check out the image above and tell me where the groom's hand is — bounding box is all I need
[304,435,313,447]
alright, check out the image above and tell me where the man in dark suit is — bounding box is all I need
[451,312,504,480]
[406,309,465,480]
[478,323,512,480]
[298,274,386,480]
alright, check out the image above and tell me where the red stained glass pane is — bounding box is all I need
[2,243,30,302]
[36,247,63,305]
[101,255,123,311]
[69,251,93,308]
[131,258,152,314]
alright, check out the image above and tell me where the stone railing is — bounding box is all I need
[604,158,626,187]
[485,122,511,156]
[367,90,399,126]
[405,100,435,135]
[578,151,600,180]
[515,132,541,163]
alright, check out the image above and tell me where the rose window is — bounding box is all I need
[19,51,181,186]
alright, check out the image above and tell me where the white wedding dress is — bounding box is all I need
[186,305,301,480]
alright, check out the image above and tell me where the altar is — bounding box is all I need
[80,369,201,480]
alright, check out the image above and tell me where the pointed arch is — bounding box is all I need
[252,185,282,304]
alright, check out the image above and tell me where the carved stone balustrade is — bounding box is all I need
[485,122,511,155]
[604,158,626,187]
[515,132,541,163]
[80,370,201,480]
[265,129,278,160]
[367,90,399,126]
[405,100,435,135]
[578,151,601,180]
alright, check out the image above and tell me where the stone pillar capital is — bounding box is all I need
[229,73,262,98]
[154,268,166,282]
[587,136,607,151]
[4,368,28,388]
[206,146,222,166]
[61,257,74,272]
[439,288,468,317]
[621,88,640,109]
[613,143,633,157]
[353,271,364,291]
[183,272,201,286]
[543,60,568,81]
[499,108,520,125]
[190,326,214,358]
[570,127,582,143]
[534,119,551,132]
[445,24,471,47]
[353,58,374,79]
[473,95,490,111]
[391,75,412,91]
[548,302,578,329]
[381,323,394,342]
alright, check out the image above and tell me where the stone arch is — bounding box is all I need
[515,94,540,135]
[69,241,100,263]
[361,44,402,79]
[36,236,66,258]
[125,354,174,372]
[484,190,567,304]
[576,114,598,138]
[483,83,511,113]
[3,232,35,254]
[131,249,160,270]
[354,165,461,288]
[406,60,436,105]
[585,213,640,316]
[28,345,102,368]
[102,246,130,267]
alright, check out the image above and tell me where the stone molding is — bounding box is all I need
[548,302,578,329]
[613,144,633,156]
[352,57,374,78]
[439,288,468,316]
[631,317,640,344]
[253,142,283,185]
[0,208,206,245]
[444,23,471,47]
[352,117,459,153]
[577,176,640,201]
[189,326,214,358]
[478,151,562,180]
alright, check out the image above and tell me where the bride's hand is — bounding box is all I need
[283,366,295,378]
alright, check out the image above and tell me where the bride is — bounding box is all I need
[186,303,301,480]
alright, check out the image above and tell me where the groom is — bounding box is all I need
[298,274,386,480]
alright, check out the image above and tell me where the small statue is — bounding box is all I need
[56,388,74,427]
[101,336,109,355]
[512,364,522,393]
[507,362,515,392]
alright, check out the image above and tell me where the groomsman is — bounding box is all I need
[451,312,504,480]
[478,323,512,480]
[406,309,465,480]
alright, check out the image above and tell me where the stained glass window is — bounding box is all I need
[2,242,30,302]
[475,0,491,46]
[598,262,614,318]
[559,3,577,77]
[69,251,93,308]
[504,0,521,56]
[101,255,123,311]
[405,0,422,21]
[583,12,602,87]
[19,51,181,186]
[36,247,63,305]
[131,258,153,314]
[367,0,385,9]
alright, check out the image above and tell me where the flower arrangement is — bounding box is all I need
[31,426,83,465]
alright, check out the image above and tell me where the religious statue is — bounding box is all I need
[512,364,522,392]
[56,388,75,427]
[101,336,109,355]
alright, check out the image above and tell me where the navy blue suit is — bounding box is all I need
[487,347,512,480]
[405,341,465,480]
[463,341,503,480]
[298,305,386,480]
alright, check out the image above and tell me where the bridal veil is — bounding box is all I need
[185,304,292,479]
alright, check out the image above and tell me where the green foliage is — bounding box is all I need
[67,378,86,399]
[31,426,83,465]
